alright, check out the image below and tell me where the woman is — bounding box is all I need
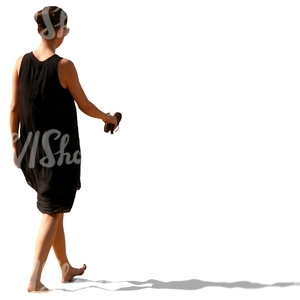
[10,6,118,292]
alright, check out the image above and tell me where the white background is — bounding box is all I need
[0,0,300,299]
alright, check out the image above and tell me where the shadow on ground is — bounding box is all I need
[54,278,298,292]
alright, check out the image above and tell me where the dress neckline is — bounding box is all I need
[30,52,58,63]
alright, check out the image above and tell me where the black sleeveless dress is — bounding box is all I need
[17,52,81,214]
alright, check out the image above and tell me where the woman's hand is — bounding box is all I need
[105,114,118,128]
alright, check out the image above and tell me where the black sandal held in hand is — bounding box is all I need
[104,112,122,134]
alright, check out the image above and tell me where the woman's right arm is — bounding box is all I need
[59,58,117,126]
[10,56,22,167]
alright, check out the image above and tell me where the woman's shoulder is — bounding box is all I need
[16,52,33,64]
[14,52,34,74]
[14,55,25,76]
[58,57,77,71]
[58,57,75,66]
[57,57,79,88]
[58,57,78,77]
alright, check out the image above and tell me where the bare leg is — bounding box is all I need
[27,213,61,292]
[52,214,86,282]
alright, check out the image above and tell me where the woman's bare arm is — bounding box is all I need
[10,56,22,150]
[59,58,117,126]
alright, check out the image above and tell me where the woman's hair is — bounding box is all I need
[34,6,68,39]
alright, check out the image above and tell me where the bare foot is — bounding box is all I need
[61,264,87,283]
[27,281,49,292]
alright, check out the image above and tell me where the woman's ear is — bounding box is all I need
[57,28,64,38]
